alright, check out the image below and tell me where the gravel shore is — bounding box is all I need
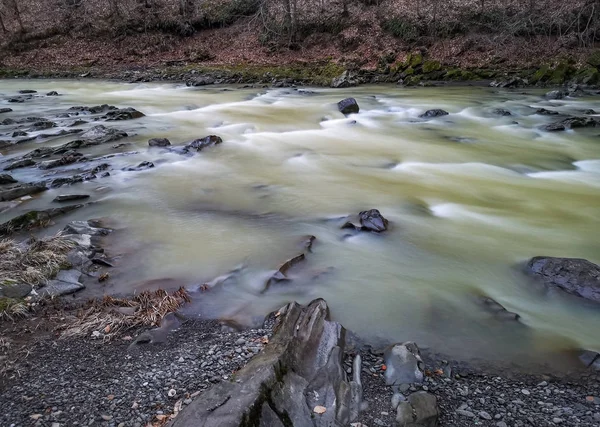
[1,311,599,427]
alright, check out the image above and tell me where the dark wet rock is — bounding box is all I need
[526,256,600,303]
[542,116,600,132]
[0,204,85,236]
[186,76,216,86]
[583,109,597,115]
[0,281,32,298]
[4,158,36,171]
[489,77,527,88]
[0,108,12,113]
[46,91,59,96]
[172,299,363,427]
[148,137,171,147]
[69,119,88,127]
[492,108,512,116]
[124,161,154,171]
[419,109,449,118]
[0,174,17,184]
[104,107,145,121]
[299,235,316,252]
[80,125,125,140]
[545,90,565,100]
[18,89,37,94]
[337,97,360,115]
[69,104,117,114]
[480,297,520,321]
[184,135,223,152]
[8,97,27,103]
[38,153,85,170]
[53,194,90,203]
[63,220,111,237]
[12,130,27,137]
[395,391,439,427]
[384,342,425,387]
[332,70,360,88]
[28,120,56,131]
[359,209,389,232]
[567,84,586,97]
[535,108,560,116]
[0,184,47,201]
[49,176,84,188]
[1,118,16,125]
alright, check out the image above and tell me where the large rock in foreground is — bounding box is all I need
[172,299,362,427]
[337,98,360,115]
[526,257,600,303]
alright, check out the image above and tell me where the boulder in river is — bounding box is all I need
[185,135,223,151]
[0,108,12,114]
[480,297,520,321]
[38,153,85,170]
[542,116,600,132]
[104,107,145,121]
[419,109,449,118]
[46,91,59,96]
[545,90,565,100]
[384,342,425,387]
[171,299,363,427]
[4,158,36,171]
[337,97,360,115]
[359,209,389,232]
[148,138,171,147]
[0,184,47,201]
[492,108,512,116]
[535,108,560,116]
[0,174,17,184]
[18,89,37,94]
[526,256,600,303]
[124,161,154,171]
[395,391,439,427]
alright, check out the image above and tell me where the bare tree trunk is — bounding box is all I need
[0,10,7,34]
[7,0,24,32]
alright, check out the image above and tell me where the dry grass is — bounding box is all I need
[0,233,74,287]
[0,298,29,321]
[60,288,191,339]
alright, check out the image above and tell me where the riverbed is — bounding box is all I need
[1,80,599,368]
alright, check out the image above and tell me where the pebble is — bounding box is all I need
[456,409,476,418]
[100,415,112,421]
[521,389,530,396]
[479,411,492,420]
[496,422,508,427]
[553,418,564,424]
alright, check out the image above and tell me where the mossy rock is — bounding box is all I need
[460,70,476,80]
[410,53,423,68]
[443,69,462,80]
[0,281,32,299]
[576,67,600,85]
[548,62,575,85]
[530,65,550,85]
[587,51,600,68]
[422,60,441,74]
[402,67,415,77]
[403,75,422,86]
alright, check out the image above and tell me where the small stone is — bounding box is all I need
[553,418,563,424]
[496,422,508,427]
[100,415,112,421]
[538,381,548,387]
[479,411,492,420]
[184,398,192,405]
[521,389,530,395]
[168,389,176,397]
[456,409,475,418]
[178,356,184,363]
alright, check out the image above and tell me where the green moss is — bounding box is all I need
[529,65,550,85]
[587,51,600,68]
[460,70,476,80]
[444,69,462,80]
[576,67,600,85]
[403,75,422,86]
[0,297,18,312]
[422,60,441,74]
[548,62,574,85]
[404,67,415,76]
[410,53,423,68]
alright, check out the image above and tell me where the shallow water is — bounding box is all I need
[1,80,600,367]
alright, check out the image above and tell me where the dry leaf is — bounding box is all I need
[313,405,326,414]
[104,325,111,334]
[155,414,167,421]
[107,394,114,401]
[122,335,133,341]
[132,401,139,409]
[260,336,269,344]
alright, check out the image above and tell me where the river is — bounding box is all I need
[1,79,599,368]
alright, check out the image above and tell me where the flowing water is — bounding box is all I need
[1,80,600,367]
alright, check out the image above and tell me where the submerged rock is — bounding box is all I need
[480,297,520,321]
[493,108,512,116]
[419,109,449,118]
[535,108,560,116]
[396,391,439,427]
[384,342,425,387]
[0,184,47,201]
[337,98,360,115]
[46,91,59,96]
[526,257,600,303]
[124,161,154,171]
[18,89,37,94]
[171,299,363,427]
[148,137,171,147]
[0,108,12,114]
[53,194,90,203]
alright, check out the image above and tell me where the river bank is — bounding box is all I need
[1,298,599,427]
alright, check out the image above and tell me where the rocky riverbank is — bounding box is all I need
[1,298,599,427]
